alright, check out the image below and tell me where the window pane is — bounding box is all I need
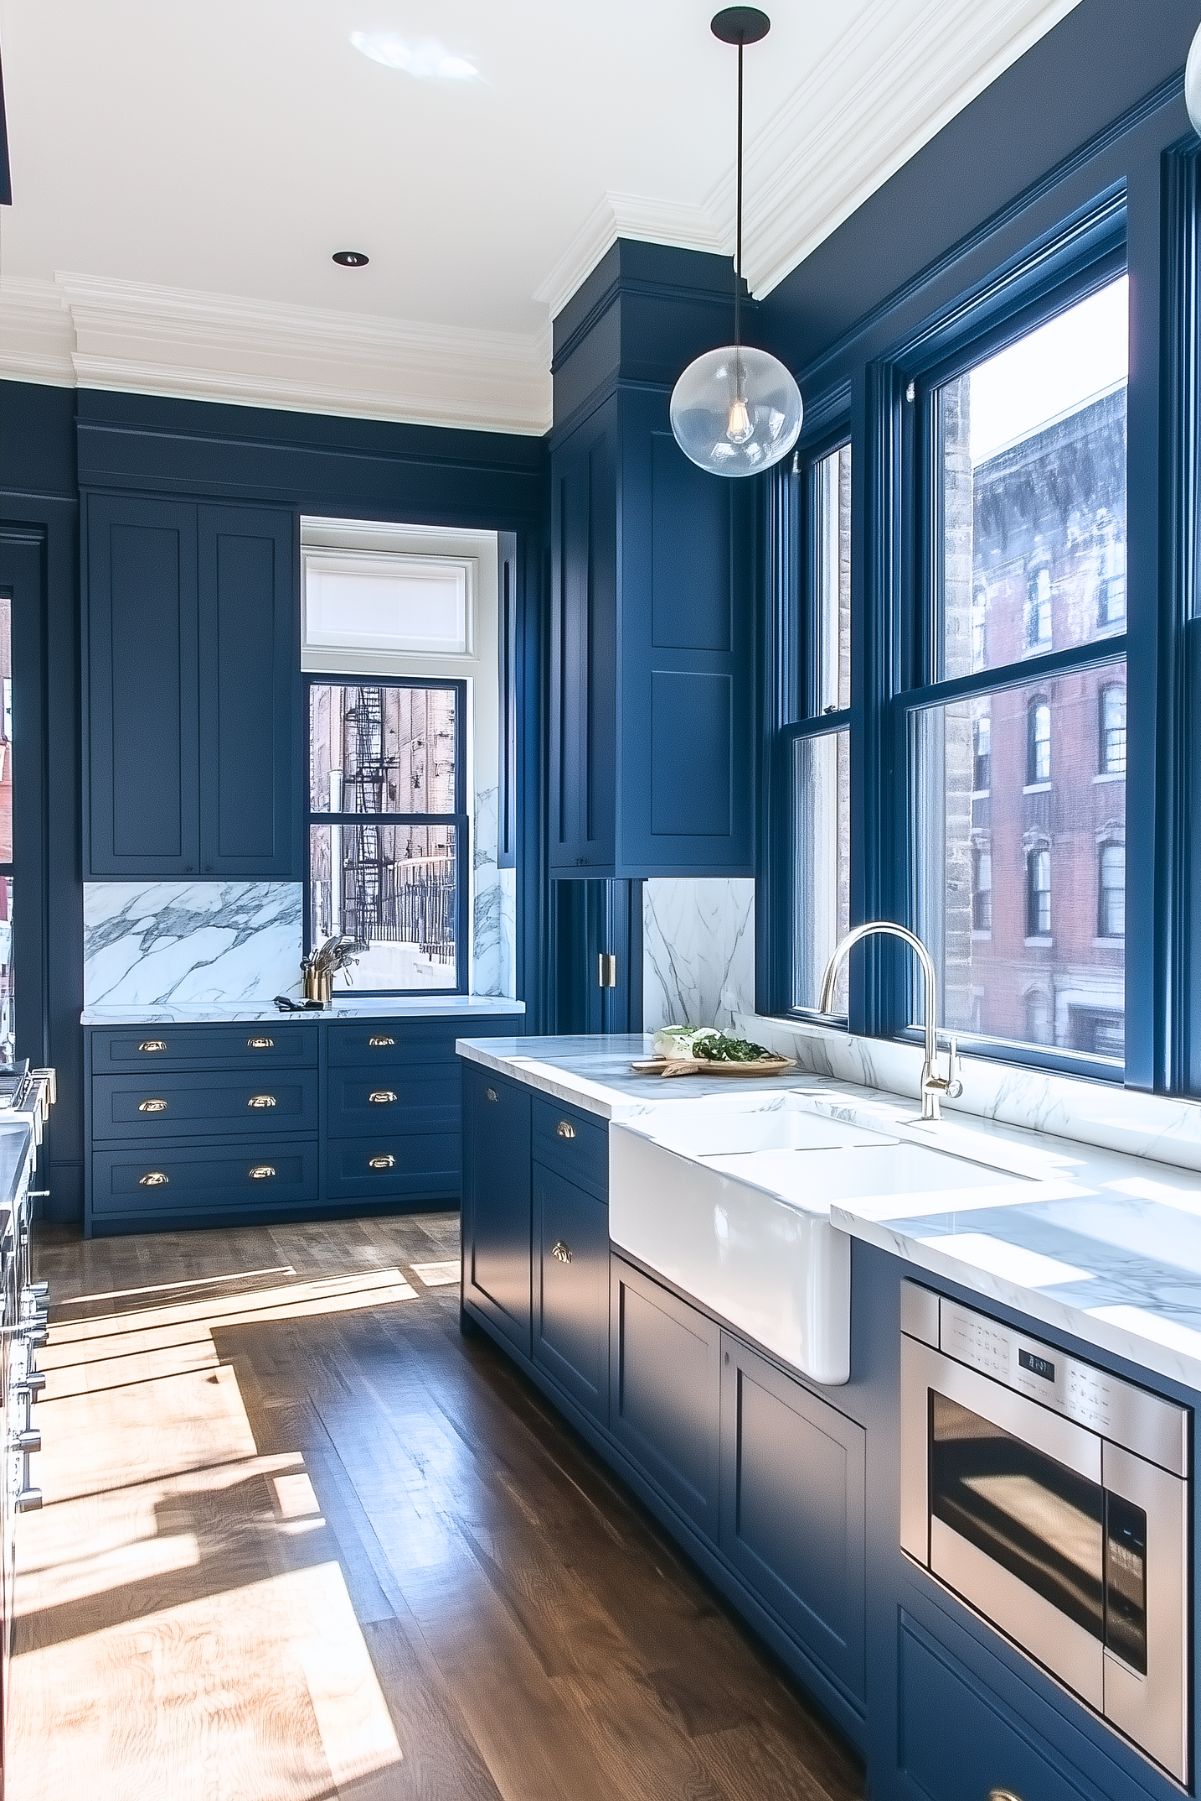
[814,444,851,713]
[792,730,850,1012]
[304,553,470,657]
[913,665,1125,1061]
[0,596,10,865]
[309,823,458,991]
[1099,684,1127,775]
[936,277,1128,679]
[309,683,458,815]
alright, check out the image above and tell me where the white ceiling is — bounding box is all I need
[0,0,1081,431]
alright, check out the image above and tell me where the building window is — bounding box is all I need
[1096,519,1126,627]
[788,438,852,1014]
[1025,566,1053,651]
[972,712,991,791]
[307,679,468,992]
[1026,699,1051,785]
[1026,847,1051,938]
[1099,683,1126,775]
[1098,841,1125,938]
[912,273,1127,1061]
[971,587,987,671]
[972,846,992,932]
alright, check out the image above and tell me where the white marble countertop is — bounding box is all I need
[455,1033,810,1115]
[84,996,527,1026]
[460,1032,1201,1394]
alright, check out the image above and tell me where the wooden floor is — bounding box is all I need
[8,1215,863,1801]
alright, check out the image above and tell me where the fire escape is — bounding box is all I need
[344,686,388,943]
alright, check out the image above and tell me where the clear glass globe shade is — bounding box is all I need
[1188,20,1201,137]
[670,344,803,477]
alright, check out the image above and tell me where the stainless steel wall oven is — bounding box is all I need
[900,1282,1190,1783]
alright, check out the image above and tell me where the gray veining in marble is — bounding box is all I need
[84,882,304,1009]
[642,878,755,1033]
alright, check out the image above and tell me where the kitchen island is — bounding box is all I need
[458,1033,1201,1801]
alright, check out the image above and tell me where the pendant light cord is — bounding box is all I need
[733,37,744,352]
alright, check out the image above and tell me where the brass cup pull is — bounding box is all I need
[138,1040,167,1053]
[368,1035,396,1048]
[247,1094,277,1110]
[368,1154,396,1171]
[556,1120,576,1140]
[551,1241,573,1264]
[485,1087,499,1104]
[249,1165,276,1181]
[139,1171,169,1188]
[247,1036,274,1050]
[138,1098,168,1114]
[369,1090,397,1105]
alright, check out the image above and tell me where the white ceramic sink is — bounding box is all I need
[609,1094,1028,1386]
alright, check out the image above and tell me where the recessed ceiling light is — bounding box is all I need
[332,250,370,268]
[350,31,479,80]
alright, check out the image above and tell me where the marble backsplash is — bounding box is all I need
[642,878,755,1033]
[84,882,304,1008]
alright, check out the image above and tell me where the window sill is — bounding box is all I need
[1022,781,1051,795]
[970,929,992,941]
[1093,770,1126,784]
[1023,935,1053,948]
[1091,937,1124,949]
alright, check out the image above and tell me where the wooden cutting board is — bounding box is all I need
[630,1055,796,1079]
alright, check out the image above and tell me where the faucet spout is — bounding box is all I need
[818,921,961,1122]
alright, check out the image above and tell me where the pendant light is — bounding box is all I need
[670,8,803,477]
[1188,19,1201,136]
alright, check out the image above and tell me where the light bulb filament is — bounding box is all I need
[726,394,753,444]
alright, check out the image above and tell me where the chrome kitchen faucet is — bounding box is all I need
[818,922,962,1122]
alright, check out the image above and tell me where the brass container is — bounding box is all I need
[302,966,332,1006]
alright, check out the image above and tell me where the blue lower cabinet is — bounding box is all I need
[462,1067,532,1354]
[92,1068,318,1140]
[719,1333,866,1704]
[327,1066,459,1137]
[609,1255,721,1537]
[531,1096,608,1199]
[324,1133,460,1204]
[532,1162,609,1418]
[91,1141,319,1220]
[90,1023,317,1072]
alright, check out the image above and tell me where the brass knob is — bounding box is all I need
[551,1241,573,1264]
[138,1039,167,1053]
[138,1098,168,1114]
[556,1120,576,1140]
[369,1090,397,1105]
[247,1094,277,1109]
[368,1035,396,1048]
[247,1036,274,1050]
[139,1171,169,1187]
[248,1165,276,1181]
[368,1154,396,1171]
[485,1087,499,1103]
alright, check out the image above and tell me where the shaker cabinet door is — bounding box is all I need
[85,495,201,876]
[462,1068,532,1354]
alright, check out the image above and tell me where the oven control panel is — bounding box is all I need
[900,1281,1188,1476]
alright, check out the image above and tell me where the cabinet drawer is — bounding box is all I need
[92,1069,318,1140]
[328,1016,510,1067]
[327,1066,458,1137]
[323,1134,460,1204]
[532,1097,607,1199]
[90,1025,316,1073]
[897,1611,1099,1801]
[91,1141,318,1217]
[534,1165,610,1419]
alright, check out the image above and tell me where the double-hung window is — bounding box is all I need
[910,272,1128,1065]
[307,678,469,993]
[787,441,852,1013]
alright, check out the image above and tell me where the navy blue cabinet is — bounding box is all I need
[609,1254,721,1537]
[85,495,297,878]
[719,1333,866,1704]
[461,1065,532,1354]
[532,1163,609,1418]
[548,388,752,878]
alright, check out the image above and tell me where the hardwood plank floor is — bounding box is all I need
[8,1216,864,1801]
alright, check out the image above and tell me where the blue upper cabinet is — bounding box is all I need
[85,495,298,879]
[548,242,754,878]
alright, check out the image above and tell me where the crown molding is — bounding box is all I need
[533,191,728,323]
[0,272,553,433]
[534,0,1081,323]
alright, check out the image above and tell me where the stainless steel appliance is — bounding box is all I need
[900,1281,1190,1783]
